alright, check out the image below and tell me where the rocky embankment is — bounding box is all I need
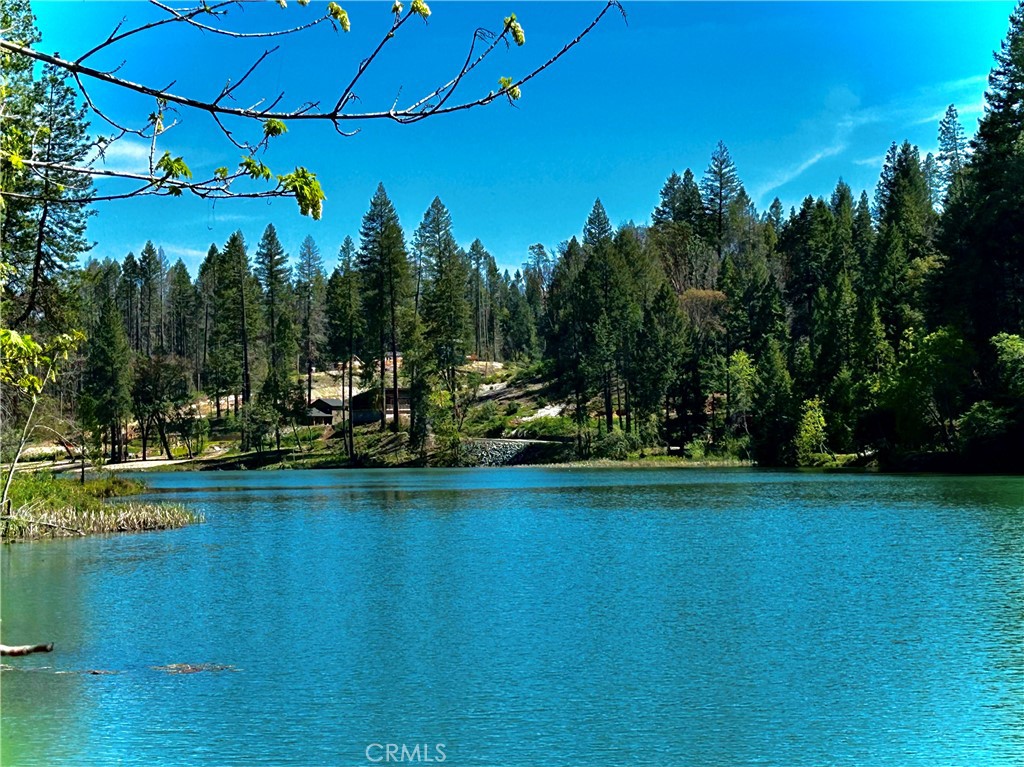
[463,438,573,467]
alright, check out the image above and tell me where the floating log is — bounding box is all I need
[0,643,54,656]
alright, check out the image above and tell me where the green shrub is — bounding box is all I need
[512,416,576,440]
[593,429,641,460]
[684,437,706,460]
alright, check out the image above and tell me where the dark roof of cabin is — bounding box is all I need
[350,388,412,408]
[312,398,345,409]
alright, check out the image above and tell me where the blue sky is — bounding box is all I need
[34,1,1018,275]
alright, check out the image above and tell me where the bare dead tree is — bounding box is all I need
[0,0,624,218]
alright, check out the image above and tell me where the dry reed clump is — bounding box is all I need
[2,502,202,541]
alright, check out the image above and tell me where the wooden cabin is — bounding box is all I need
[306,397,346,425]
[349,388,411,425]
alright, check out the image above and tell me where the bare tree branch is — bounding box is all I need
[0,1,622,214]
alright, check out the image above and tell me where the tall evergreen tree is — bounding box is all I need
[872,141,938,350]
[255,223,295,449]
[2,62,93,333]
[117,252,142,352]
[326,239,364,456]
[295,234,326,405]
[938,2,1024,349]
[701,141,741,261]
[165,259,195,360]
[357,183,410,430]
[937,104,969,203]
[138,241,165,355]
[419,198,471,425]
[81,296,132,462]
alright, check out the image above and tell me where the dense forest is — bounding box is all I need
[2,3,1023,471]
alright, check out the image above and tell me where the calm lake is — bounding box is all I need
[2,468,1022,766]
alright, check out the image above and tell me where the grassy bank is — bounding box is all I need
[2,473,201,542]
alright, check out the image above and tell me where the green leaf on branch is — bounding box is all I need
[327,3,350,31]
[263,118,288,138]
[277,167,326,220]
[411,0,430,19]
[214,166,229,180]
[155,151,192,180]
[391,1,403,14]
[498,76,521,100]
[240,156,273,181]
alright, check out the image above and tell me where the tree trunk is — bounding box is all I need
[390,311,400,432]
[604,374,614,433]
[616,378,624,431]
[348,358,356,459]
[240,267,251,406]
[379,352,387,431]
[307,360,313,407]
[1,643,53,657]
[157,420,173,459]
[625,384,632,435]
[12,202,49,327]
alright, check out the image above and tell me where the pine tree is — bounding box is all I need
[207,231,256,417]
[138,241,165,355]
[2,62,93,333]
[419,198,471,415]
[326,239,364,457]
[752,337,795,466]
[82,296,132,462]
[295,234,326,405]
[938,3,1024,348]
[546,236,590,453]
[118,252,142,352]
[937,105,969,204]
[165,259,195,360]
[872,141,938,351]
[578,199,628,432]
[466,239,489,358]
[921,152,940,209]
[701,141,741,261]
[504,273,539,361]
[357,183,410,430]
[254,223,295,449]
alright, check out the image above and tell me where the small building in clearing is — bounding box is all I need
[306,397,346,426]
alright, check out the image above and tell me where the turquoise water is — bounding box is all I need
[2,468,1022,766]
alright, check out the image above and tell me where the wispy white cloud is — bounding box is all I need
[932,74,987,93]
[754,70,991,203]
[853,154,886,168]
[202,212,257,224]
[88,138,154,174]
[162,245,209,261]
[754,144,846,200]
